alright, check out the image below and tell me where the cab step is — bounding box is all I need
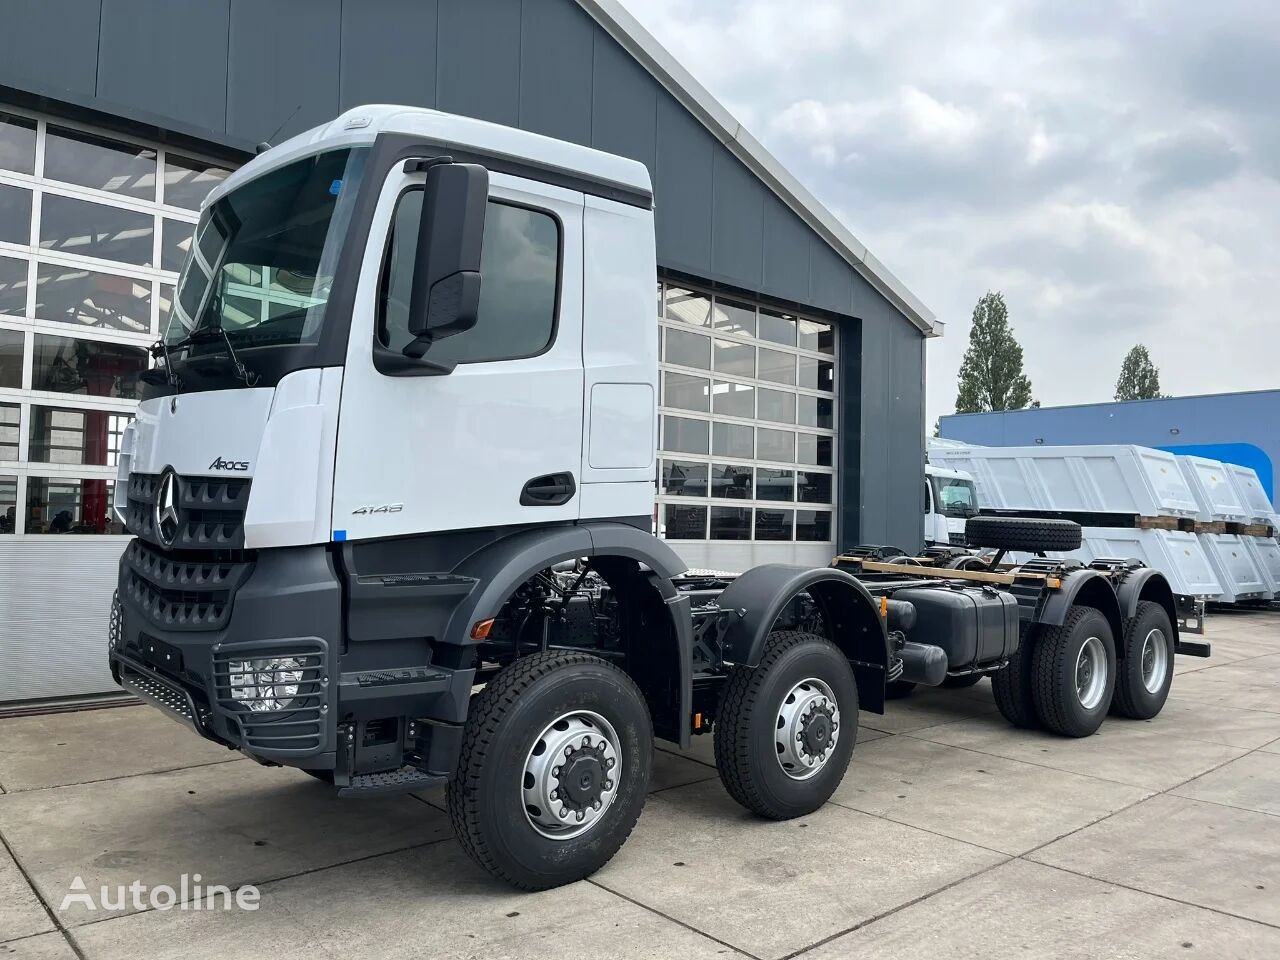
[336,766,447,798]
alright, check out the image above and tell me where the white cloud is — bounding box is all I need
[623,0,1280,426]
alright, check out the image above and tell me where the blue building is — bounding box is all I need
[939,389,1280,508]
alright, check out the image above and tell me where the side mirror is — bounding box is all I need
[403,161,488,359]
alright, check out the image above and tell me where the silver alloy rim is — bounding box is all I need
[775,677,840,780]
[1075,636,1108,710]
[1140,628,1169,694]
[522,710,621,841]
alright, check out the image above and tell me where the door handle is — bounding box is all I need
[520,472,576,506]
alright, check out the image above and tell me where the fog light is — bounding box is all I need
[228,657,306,712]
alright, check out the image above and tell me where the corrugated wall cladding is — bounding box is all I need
[0,540,126,701]
[0,0,925,551]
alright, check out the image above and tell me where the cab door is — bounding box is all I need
[332,165,585,541]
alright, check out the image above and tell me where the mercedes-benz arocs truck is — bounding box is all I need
[109,105,1207,891]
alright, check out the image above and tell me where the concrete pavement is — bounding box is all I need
[1,611,1278,959]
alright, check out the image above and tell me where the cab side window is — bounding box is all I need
[379,192,560,364]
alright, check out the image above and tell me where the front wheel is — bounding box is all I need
[1032,606,1117,737]
[446,651,652,890]
[715,631,858,820]
[1111,601,1174,720]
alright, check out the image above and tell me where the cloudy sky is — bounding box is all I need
[624,0,1280,427]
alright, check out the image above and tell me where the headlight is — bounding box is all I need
[227,657,306,712]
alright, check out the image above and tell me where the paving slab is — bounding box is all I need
[649,746,718,793]
[69,845,748,960]
[1169,671,1280,715]
[911,711,1248,790]
[0,762,450,924]
[0,841,52,943]
[797,857,1280,960]
[0,707,235,792]
[859,688,998,735]
[830,736,1150,855]
[0,932,79,960]
[1259,738,1280,756]
[592,777,1004,960]
[1135,696,1280,750]
[1172,750,1280,817]
[1030,793,1280,927]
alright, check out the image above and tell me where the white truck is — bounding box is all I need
[109,105,1207,891]
[925,463,978,548]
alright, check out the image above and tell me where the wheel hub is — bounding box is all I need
[1140,628,1168,694]
[775,678,841,781]
[1075,636,1108,711]
[522,711,621,841]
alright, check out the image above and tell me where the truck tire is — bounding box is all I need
[1031,606,1116,737]
[446,651,652,890]
[941,674,983,689]
[965,516,1082,553]
[714,631,858,820]
[1111,601,1174,720]
[992,624,1040,729]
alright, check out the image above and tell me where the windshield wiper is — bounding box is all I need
[142,337,184,392]
[169,325,260,388]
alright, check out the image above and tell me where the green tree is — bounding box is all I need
[954,291,1033,413]
[1114,344,1162,401]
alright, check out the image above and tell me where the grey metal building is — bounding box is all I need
[0,0,938,705]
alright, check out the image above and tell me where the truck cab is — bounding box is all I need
[925,464,978,547]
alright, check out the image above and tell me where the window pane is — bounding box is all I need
[797,395,834,429]
[664,287,710,327]
[755,508,793,541]
[758,309,796,346]
[758,347,795,385]
[33,264,151,333]
[757,427,795,463]
[664,503,706,539]
[25,477,123,534]
[798,318,835,354]
[45,126,156,199]
[796,510,832,541]
[0,112,36,175]
[710,505,751,540]
[798,470,833,504]
[28,405,134,466]
[757,387,795,424]
[163,154,231,211]
[712,421,752,459]
[711,379,754,418]
[0,328,22,388]
[711,297,755,337]
[40,194,154,266]
[711,463,752,499]
[713,338,754,377]
[0,474,15,534]
[797,433,834,467]
[665,327,710,369]
[663,371,709,412]
[756,467,795,502]
[0,183,32,245]
[0,403,17,460]
[661,459,708,496]
[32,334,148,399]
[161,218,194,273]
[0,256,28,315]
[662,415,709,455]
[799,356,835,392]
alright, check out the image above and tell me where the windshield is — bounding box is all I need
[932,476,978,517]
[166,147,367,352]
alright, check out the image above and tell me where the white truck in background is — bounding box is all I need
[925,464,978,548]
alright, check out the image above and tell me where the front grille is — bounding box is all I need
[126,471,251,550]
[212,641,329,755]
[121,539,254,631]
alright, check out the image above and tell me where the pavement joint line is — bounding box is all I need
[820,796,1015,858]
[0,756,247,796]
[773,857,1013,960]
[586,877,765,960]
[1162,789,1280,821]
[0,823,88,960]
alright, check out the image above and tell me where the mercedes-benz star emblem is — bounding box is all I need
[154,469,180,548]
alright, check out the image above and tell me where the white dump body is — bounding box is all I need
[1198,534,1271,602]
[1222,463,1276,524]
[929,444,1199,518]
[1073,529,1222,598]
[1244,536,1280,595]
[1175,456,1250,522]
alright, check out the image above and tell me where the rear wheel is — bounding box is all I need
[715,631,858,819]
[992,624,1040,729]
[447,651,651,890]
[1031,606,1116,737]
[1111,601,1174,720]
